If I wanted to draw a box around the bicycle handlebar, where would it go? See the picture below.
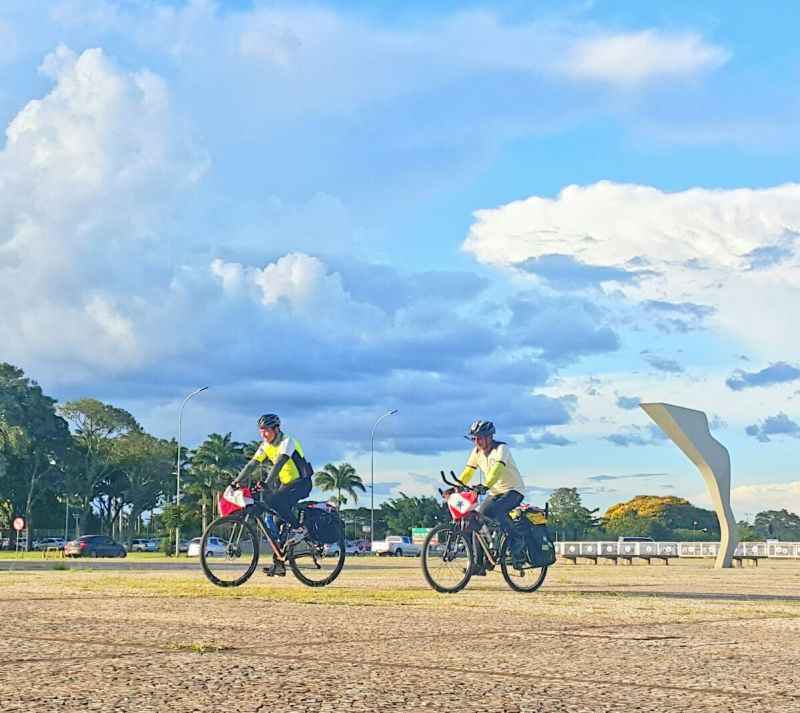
[439,470,482,492]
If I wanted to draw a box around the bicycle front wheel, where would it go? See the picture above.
[200,514,260,588]
[421,524,473,594]
[287,533,346,588]
[498,535,548,593]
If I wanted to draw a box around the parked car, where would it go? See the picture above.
[187,536,227,557]
[371,535,421,557]
[33,537,65,551]
[352,539,371,555]
[129,538,159,552]
[64,535,127,558]
[323,540,360,556]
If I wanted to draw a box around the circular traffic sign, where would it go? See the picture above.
[12,516,25,532]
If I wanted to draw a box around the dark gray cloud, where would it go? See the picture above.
[604,425,668,448]
[588,472,668,482]
[742,232,799,271]
[616,395,641,410]
[509,292,620,362]
[514,254,650,290]
[745,412,800,443]
[726,362,800,391]
[520,431,574,449]
[641,352,684,373]
[743,244,794,270]
[641,299,716,334]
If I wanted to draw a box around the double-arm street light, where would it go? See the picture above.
[176,386,209,556]
[370,409,398,549]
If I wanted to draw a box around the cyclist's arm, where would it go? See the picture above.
[232,443,270,486]
[484,460,506,490]
[232,457,260,486]
[459,447,480,484]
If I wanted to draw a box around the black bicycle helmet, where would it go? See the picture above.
[466,419,495,440]
[257,413,281,429]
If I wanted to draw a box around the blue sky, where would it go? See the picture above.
[2,0,800,516]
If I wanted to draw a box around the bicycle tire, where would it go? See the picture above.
[287,532,346,587]
[200,514,260,588]
[421,523,473,594]
[498,535,548,593]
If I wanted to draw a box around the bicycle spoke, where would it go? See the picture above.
[421,525,472,593]
[200,515,260,587]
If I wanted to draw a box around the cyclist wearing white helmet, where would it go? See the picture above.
[458,420,528,573]
[233,413,313,576]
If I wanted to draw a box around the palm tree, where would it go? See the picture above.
[314,462,366,508]
[186,433,246,531]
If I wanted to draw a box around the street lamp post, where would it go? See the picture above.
[370,409,398,550]
[176,386,209,556]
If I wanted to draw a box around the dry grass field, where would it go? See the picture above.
[2,557,799,712]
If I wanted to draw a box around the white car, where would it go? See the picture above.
[33,537,65,551]
[187,536,228,557]
[371,535,421,557]
[323,541,360,556]
[129,538,159,552]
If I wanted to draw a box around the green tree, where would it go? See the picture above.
[548,487,599,540]
[737,520,760,542]
[381,494,447,535]
[113,431,175,545]
[754,509,800,540]
[59,398,139,534]
[186,433,245,531]
[0,364,73,547]
[603,495,718,541]
[314,462,366,507]
[156,503,198,555]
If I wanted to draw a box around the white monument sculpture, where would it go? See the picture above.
[640,402,737,569]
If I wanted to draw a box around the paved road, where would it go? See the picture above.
[2,560,799,712]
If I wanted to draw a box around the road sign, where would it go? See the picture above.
[12,516,25,532]
[411,527,431,544]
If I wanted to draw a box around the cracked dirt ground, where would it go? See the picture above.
[1,558,799,712]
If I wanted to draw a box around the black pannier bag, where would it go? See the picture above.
[525,523,556,567]
[301,505,343,544]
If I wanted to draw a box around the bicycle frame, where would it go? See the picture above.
[230,508,288,562]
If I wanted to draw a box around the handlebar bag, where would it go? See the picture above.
[219,486,254,516]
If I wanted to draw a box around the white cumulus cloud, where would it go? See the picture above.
[0,45,206,374]
[464,181,800,359]
[562,31,730,86]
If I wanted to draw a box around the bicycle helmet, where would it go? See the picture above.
[257,413,281,429]
[466,420,495,440]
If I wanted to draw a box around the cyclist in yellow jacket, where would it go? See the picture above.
[233,413,312,576]
[458,420,528,574]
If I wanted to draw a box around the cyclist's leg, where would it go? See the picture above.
[261,486,298,528]
[260,486,299,576]
[482,491,526,564]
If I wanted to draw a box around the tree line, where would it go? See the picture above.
[2,362,798,548]
[546,487,800,542]
[0,363,449,549]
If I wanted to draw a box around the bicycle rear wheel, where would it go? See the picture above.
[421,524,473,594]
[498,535,548,593]
[200,514,260,588]
[287,533,346,587]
